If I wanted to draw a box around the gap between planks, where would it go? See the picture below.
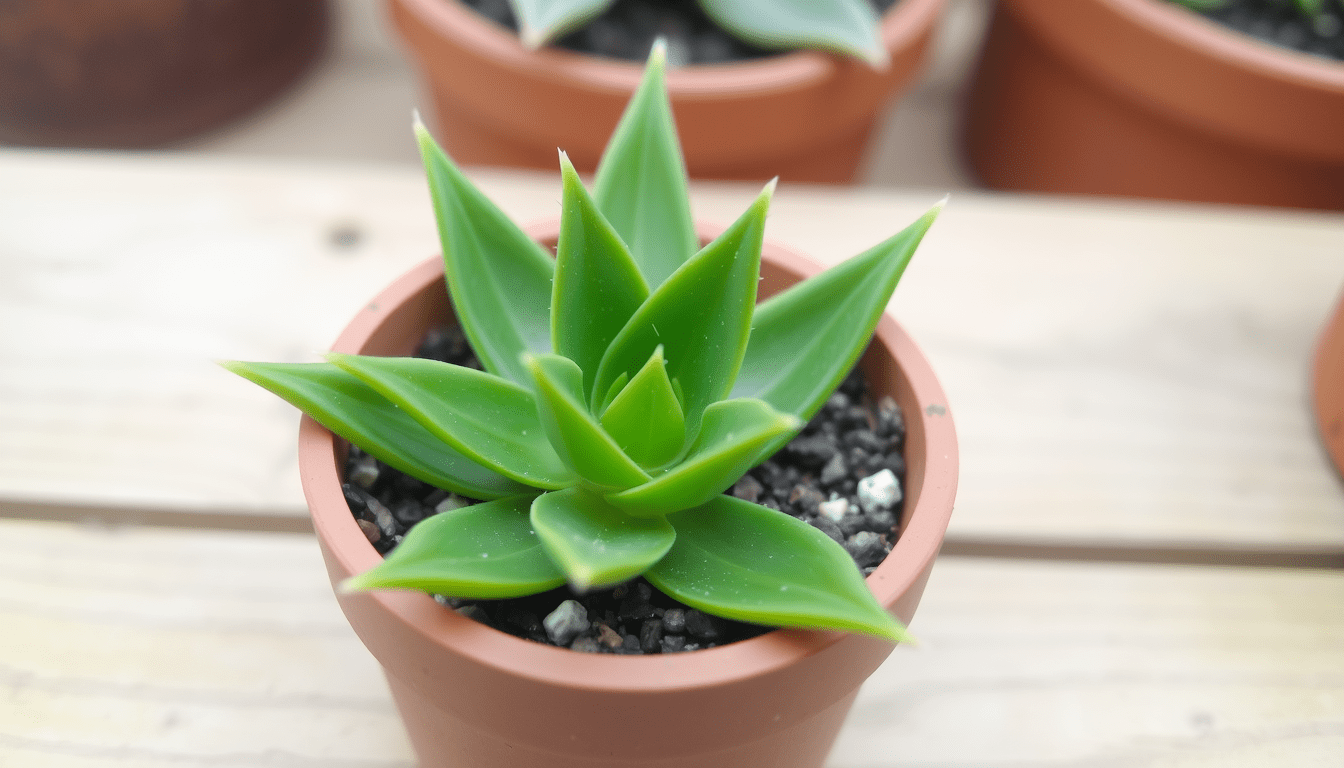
[5,498,1343,571]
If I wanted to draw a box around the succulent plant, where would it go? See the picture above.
[507,0,889,66]
[223,43,941,644]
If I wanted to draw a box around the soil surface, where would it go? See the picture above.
[340,324,908,653]
[1170,0,1344,61]
[460,0,902,64]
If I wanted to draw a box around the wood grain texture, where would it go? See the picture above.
[4,151,1344,549]
[5,518,1343,767]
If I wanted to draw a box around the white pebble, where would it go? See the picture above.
[818,496,850,522]
[434,493,471,514]
[857,469,902,514]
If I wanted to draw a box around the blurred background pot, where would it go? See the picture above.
[1313,291,1344,479]
[385,0,946,182]
[963,0,1344,210]
[0,0,329,148]
[299,224,959,768]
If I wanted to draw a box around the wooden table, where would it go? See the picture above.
[4,149,1344,766]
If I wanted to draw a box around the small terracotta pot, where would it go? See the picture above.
[385,0,945,182]
[0,0,328,148]
[298,223,958,767]
[963,0,1344,210]
[1313,292,1344,478]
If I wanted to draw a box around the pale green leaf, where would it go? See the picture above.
[733,200,942,421]
[219,361,531,499]
[342,496,564,599]
[524,353,651,491]
[593,181,772,446]
[593,41,698,289]
[596,371,629,417]
[605,398,801,517]
[553,151,649,400]
[530,487,675,592]
[416,119,555,386]
[599,345,685,469]
[647,496,911,642]
[697,0,888,66]
[327,353,575,489]
[508,0,614,47]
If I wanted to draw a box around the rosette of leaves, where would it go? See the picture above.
[223,43,941,643]
[507,0,889,66]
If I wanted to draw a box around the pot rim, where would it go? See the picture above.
[1001,0,1344,160]
[301,221,958,695]
[390,0,947,94]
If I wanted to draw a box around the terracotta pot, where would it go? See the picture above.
[298,222,958,767]
[963,0,1344,210]
[1313,292,1344,478]
[384,0,946,182]
[0,0,328,148]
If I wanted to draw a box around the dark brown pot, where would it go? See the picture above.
[385,0,946,182]
[963,0,1344,210]
[0,0,329,148]
[298,223,959,767]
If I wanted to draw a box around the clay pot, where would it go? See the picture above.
[963,0,1344,210]
[384,0,946,182]
[0,0,328,148]
[1313,293,1344,478]
[298,223,959,767]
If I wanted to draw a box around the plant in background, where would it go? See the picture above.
[224,42,940,644]
[506,0,890,66]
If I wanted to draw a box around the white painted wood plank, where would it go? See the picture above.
[4,151,1344,547]
[5,519,1343,767]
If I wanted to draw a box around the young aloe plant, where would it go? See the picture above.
[223,42,940,644]
[508,0,888,66]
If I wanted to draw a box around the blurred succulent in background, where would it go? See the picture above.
[223,43,941,643]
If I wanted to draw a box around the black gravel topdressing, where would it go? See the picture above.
[1170,0,1344,61]
[460,0,902,65]
[340,324,907,654]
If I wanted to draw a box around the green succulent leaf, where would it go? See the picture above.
[530,487,676,592]
[326,353,575,490]
[605,398,802,517]
[697,0,888,66]
[593,41,698,290]
[599,345,685,469]
[342,496,564,599]
[524,353,652,491]
[553,151,650,400]
[647,496,912,642]
[220,361,530,499]
[593,181,772,446]
[596,371,630,417]
[507,0,614,47]
[732,200,943,422]
[416,118,555,387]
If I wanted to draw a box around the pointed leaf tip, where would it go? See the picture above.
[648,36,668,66]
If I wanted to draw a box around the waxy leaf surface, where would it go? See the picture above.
[220,361,529,499]
[327,353,575,489]
[732,201,942,421]
[525,354,651,491]
[553,152,649,400]
[648,496,911,642]
[417,121,554,387]
[605,398,800,517]
[698,0,887,65]
[596,371,629,417]
[593,41,698,289]
[530,487,675,591]
[508,0,613,47]
[599,345,685,469]
[342,496,564,599]
[593,182,771,445]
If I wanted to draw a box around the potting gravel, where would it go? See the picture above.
[1169,0,1344,61]
[340,324,907,653]
[460,0,903,65]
